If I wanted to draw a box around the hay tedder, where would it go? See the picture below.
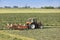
[7,18,43,30]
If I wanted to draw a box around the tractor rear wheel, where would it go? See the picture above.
[30,24,35,29]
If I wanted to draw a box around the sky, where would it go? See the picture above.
[0,0,60,8]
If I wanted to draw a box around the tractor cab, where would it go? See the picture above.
[26,18,37,23]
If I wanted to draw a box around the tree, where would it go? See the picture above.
[13,6,18,8]
[0,7,3,8]
[23,6,30,8]
[4,6,11,8]
[57,7,60,9]
[41,6,54,9]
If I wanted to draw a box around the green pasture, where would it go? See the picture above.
[0,13,60,29]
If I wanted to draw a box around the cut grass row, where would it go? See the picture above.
[0,31,35,40]
[0,26,60,40]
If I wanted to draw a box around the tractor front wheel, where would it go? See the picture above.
[38,25,44,29]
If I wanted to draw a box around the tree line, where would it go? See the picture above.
[0,6,60,9]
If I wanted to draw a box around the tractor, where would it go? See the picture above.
[26,17,43,29]
[6,17,43,30]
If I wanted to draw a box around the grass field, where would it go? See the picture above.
[0,8,60,40]
[0,8,60,13]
